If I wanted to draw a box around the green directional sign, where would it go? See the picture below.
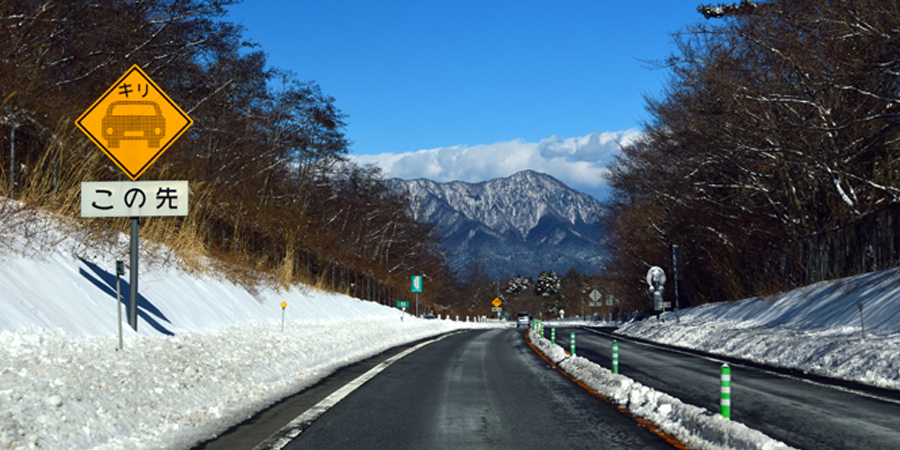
[411,275,423,293]
[397,301,410,308]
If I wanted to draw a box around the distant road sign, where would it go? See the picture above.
[492,298,502,308]
[647,266,666,289]
[491,307,502,312]
[589,290,601,302]
[411,275,423,293]
[589,302,602,307]
[76,65,193,180]
[397,301,410,308]
[81,181,188,217]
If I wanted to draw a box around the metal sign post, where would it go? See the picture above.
[607,294,614,322]
[129,218,139,330]
[397,301,409,320]
[80,181,190,332]
[858,302,866,341]
[673,245,682,323]
[82,180,191,331]
[411,275,423,317]
[116,260,124,350]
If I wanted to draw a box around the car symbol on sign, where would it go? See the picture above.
[101,100,165,148]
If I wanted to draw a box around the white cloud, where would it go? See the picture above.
[350,130,640,200]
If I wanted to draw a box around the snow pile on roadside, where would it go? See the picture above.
[527,330,797,450]
[0,201,498,449]
[1,318,486,449]
[616,267,900,390]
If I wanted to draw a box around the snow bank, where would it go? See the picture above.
[0,202,496,449]
[527,330,797,450]
[0,235,409,337]
[617,267,900,390]
[1,318,480,449]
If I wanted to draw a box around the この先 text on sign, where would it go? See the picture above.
[81,181,189,217]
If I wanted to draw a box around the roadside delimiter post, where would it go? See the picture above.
[721,363,731,419]
[570,331,576,356]
[612,340,619,374]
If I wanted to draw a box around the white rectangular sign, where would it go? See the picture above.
[81,181,189,217]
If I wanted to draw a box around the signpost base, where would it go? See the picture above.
[116,261,123,350]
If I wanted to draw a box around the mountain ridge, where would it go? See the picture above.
[387,170,607,279]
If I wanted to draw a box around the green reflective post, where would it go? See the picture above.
[570,332,576,356]
[721,364,731,419]
[612,340,619,374]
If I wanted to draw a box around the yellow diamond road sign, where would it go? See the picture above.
[76,65,193,180]
[492,297,502,308]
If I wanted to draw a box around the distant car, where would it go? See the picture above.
[420,314,436,319]
[102,100,166,148]
[516,312,531,328]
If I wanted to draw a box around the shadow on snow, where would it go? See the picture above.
[78,257,174,336]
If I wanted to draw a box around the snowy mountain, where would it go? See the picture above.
[387,170,607,279]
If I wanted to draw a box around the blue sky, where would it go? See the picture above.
[224,1,704,199]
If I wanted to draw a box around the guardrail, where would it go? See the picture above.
[542,312,649,325]
[544,317,621,326]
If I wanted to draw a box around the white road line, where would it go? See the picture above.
[251,334,453,450]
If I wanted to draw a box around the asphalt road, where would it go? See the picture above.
[269,328,674,450]
[556,326,900,450]
[193,336,439,450]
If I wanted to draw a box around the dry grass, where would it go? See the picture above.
[274,244,296,290]
[0,121,307,295]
